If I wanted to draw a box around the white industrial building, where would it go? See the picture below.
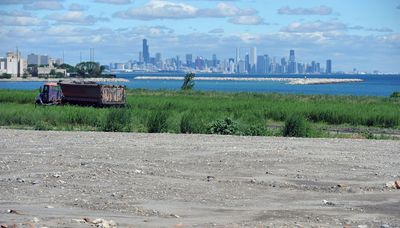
[0,51,27,77]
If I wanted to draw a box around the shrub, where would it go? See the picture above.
[34,121,51,131]
[147,110,169,133]
[180,111,203,134]
[283,114,309,137]
[243,123,267,136]
[208,117,239,135]
[102,108,132,132]
[0,73,12,79]
[390,92,400,98]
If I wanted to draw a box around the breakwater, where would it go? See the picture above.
[134,76,363,85]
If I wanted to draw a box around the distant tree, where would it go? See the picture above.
[59,63,76,73]
[50,69,56,76]
[75,61,104,77]
[181,73,195,90]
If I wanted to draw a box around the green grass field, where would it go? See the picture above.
[0,89,399,138]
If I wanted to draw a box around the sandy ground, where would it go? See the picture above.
[0,129,399,227]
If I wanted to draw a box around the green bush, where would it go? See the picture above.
[283,114,309,137]
[180,111,204,134]
[390,92,400,98]
[147,110,169,133]
[243,123,267,136]
[102,108,132,132]
[0,73,12,79]
[208,117,239,135]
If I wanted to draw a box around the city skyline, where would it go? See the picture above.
[1,0,399,73]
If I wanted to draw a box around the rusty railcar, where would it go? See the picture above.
[58,81,126,107]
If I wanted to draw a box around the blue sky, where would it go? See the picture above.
[0,0,399,72]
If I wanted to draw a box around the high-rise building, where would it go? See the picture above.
[185,54,193,66]
[326,59,332,74]
[212,54,217,67]
[40,55,49,65]
[139,51,143,63]
[142,39,149,64]
[249,47,257,73]
[288,49,296,74]
[27,53,40,65]
[256,55,266,74]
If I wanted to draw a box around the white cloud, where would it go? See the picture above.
[0,10,46,26]
[278,5,332,15]
[95,0,132,4]
[228,15,265,25]
[113,0,260,21]
[282,21,347,33]
[197,3,256,17]
[114,1,197,20]
[23,1,64,10]
[47,11,108,25]
[69,3,86,11]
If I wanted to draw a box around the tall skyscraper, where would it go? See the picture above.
[142,39,149,64]
[326,59,332,74]
[288,49,296,74]
[257,55,267,74]
[185,54,193,66]
[249,47,257,73]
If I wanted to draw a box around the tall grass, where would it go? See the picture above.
[0,89,399,137]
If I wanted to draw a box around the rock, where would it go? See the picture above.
[170,213,180,218]
[92,218,117,228]
[358,225,368,228]
[206,176,215,182]
[385,181,396,189]
[134,169,143,174]
[7,209,21,215]
[250,179,256,184]
[380,224,391,228]
[45,205,54,209]
[81,161,88,166]
[52,174,61,178]
[322,200,335,206]
[32,217,40,223]
[395,180,400,189]
[16,177,25,183]
[31,180,40,185]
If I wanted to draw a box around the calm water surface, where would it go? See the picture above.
[0,73,399,97]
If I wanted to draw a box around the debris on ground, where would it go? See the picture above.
[82,217,117,228]
[395,180,400,189]
[7,209,22,215]
[206,176,215,182]
[322,200,335,206]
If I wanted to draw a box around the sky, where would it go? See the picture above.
[0,0,399,72]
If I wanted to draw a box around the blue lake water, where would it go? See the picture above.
[0,73,399,97]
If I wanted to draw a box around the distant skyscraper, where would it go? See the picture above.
[288,49,296,74]
[257,55,267,74]
[40,55,49,65]
[326,59,332,74]
[249,47,257,73]
[212,54,217,67]
[139,51,143,63]
[185,54,193,66]
[142,39,149,64]
[27,53,40,65]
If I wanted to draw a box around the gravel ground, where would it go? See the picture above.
[0,129,399,227]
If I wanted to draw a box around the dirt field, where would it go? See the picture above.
[0,129,399,227]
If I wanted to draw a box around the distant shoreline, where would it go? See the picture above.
[0,77,129,83]
[134,76,364,85]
